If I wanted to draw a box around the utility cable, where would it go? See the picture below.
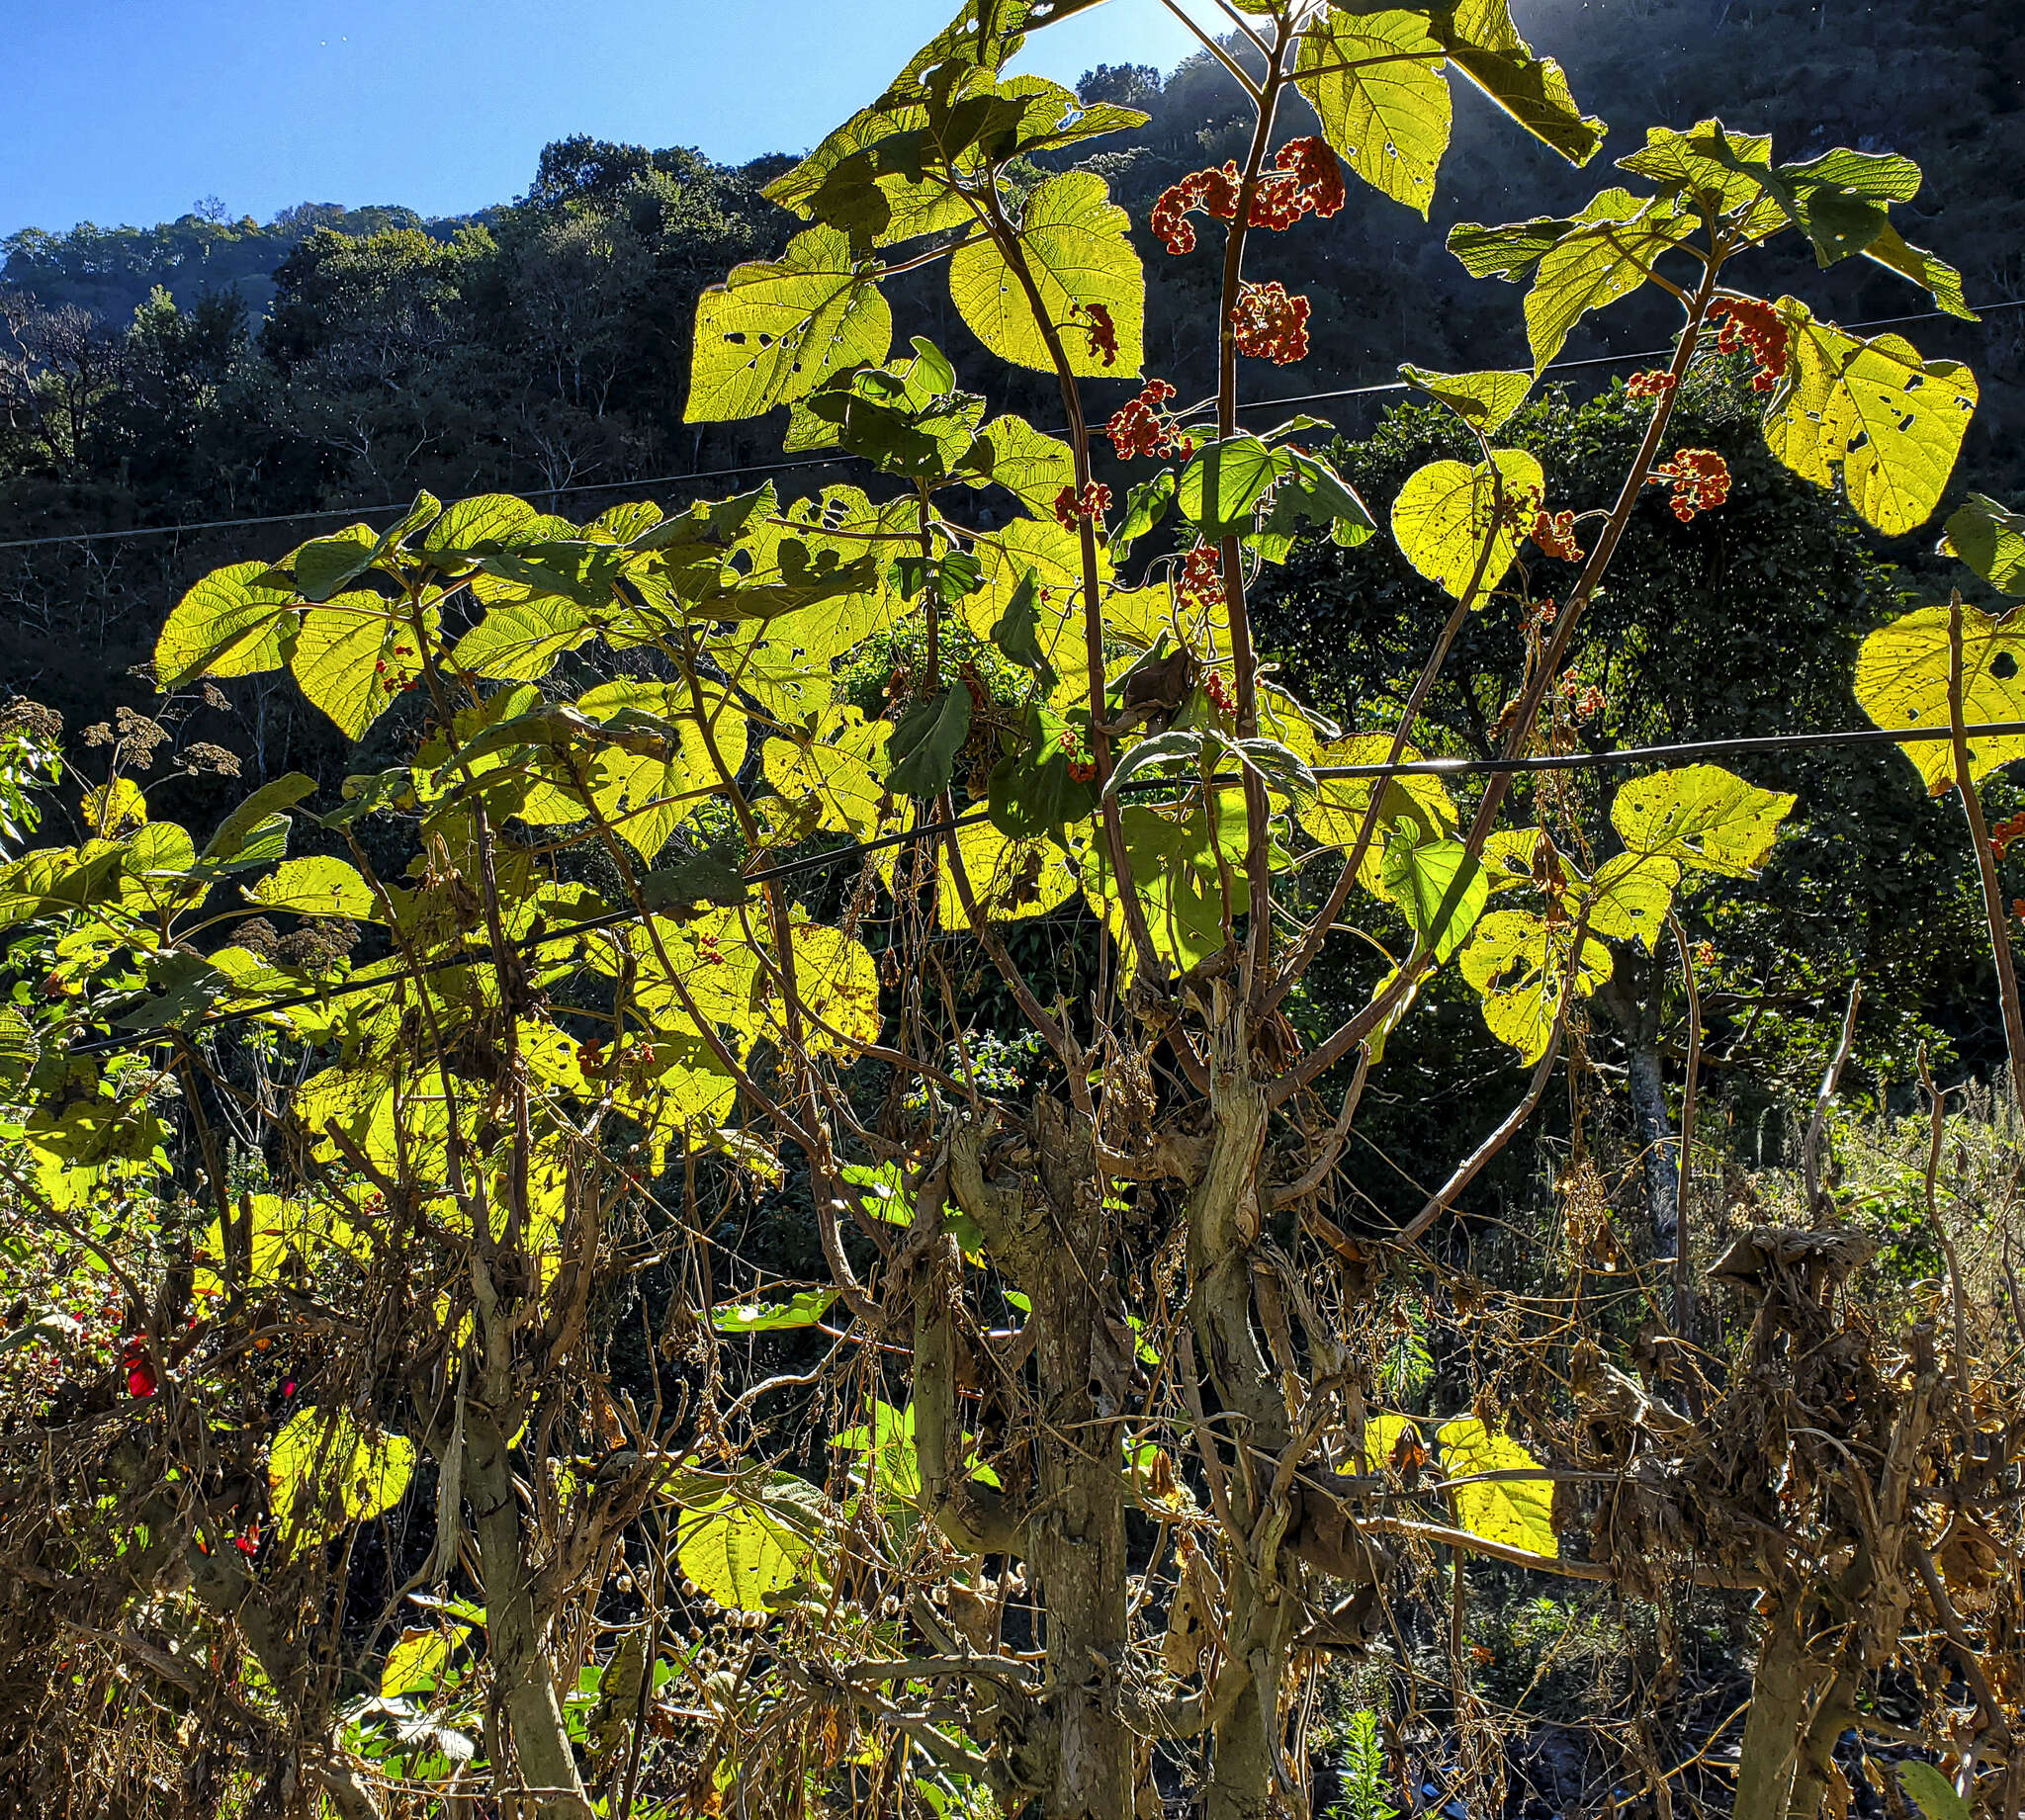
[54,714,2025,1056]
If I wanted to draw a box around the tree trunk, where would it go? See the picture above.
[1734,1597,1822,1820]
[1599,964,1682,1288]
[948,1103,1137,1820]
[1189,1042,1294,1820]
[464,1407,587,1818]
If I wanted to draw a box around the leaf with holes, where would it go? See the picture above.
[1943,494,2025,597]
[1391,450,1541,600]
[1763,303,1977,537]
[948,172,1143,378]
[1295,9,1449,216]
[1610,765,1796,877]
[685,226,892,422]
[1439,1417,1558,1558]
[1853,604,2025,791]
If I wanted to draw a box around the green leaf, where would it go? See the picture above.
[1438,1417,1558,1558]
[1741,144,1923,269]
[423,492,542,558]
[1862,221,1977,321]
[381,1625,468,1698]
[1398,364,1533,432]
[155,562,300,687]
[1458,908,1611,1062]
[1390,450,1541,600]
[1524,189,1690,371]
[685,225,893,423]
[1294,8,1450,217]
[292,526,380,602]
[1610,765,1796,877]
[1764,301,1977,537]
[676,1494,815,1614]
[1614,120,1771,213]
[200,774,316,870]
[1380,833,1486,963]
[1853,603,2025,792]
[1180,437,1279,540]
[986,705,1097,840]
[1573,850,1679,951]
[886,685,973,798]
[948,171,1143,378]
[1943,495,2025,597]
[1895,1762,1971,1820]
[992,567,1059,692]
[291,594,431,739]
[1447,213,1584,283]
[249,855,379,920]
[711,1288,838,1334]
[1297,735,1456,892]
[453,597,593,682]
[1255,448,1376,555]
[269,1408,416,1542]
[1429,0,1603,167]
[1107,470,1179,562]
[961,413,1076,518]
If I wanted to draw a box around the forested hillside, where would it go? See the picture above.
[4,0,2019,727]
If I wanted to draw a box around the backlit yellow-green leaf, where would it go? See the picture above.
[948,172,1143,378]
[1432,0,1602,167]
[1610,765,1796,876]
[1295,10,1450,217]
[381,1625,468,1697]
[676,1494,813,1614]
[249,856,379,920]
[1764,302,1977,537]
[1391,450,1542,601]
[1525,190,1689,371]
[937,817,1078,928]
[155,563,299,687]
[685,225,893,423]
[291,594,431,739]
[1574,850,1679,950]
[1458,908,1611,1062]
[1438,1416,1558,1558]
[1299,736,1456,893]
[269,1408,416,1543]
[1853,603,2025,791]
[1398,364,1533,432]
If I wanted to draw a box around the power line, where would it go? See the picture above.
[60,715,2025,1057]
[4,297,2018,555]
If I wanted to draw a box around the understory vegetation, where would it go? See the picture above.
[1,2,2022,1819]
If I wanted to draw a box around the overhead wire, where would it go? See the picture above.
[57,714,2025,1056]
[1,297,2018,555]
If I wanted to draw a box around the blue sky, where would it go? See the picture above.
[4,0,1213,239]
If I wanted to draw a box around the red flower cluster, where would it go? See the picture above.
[1532,509,1584,563]
[1202,669,1236,717]
[122,1337,157,1399]
[1651,448,1730,522]
[1230,282,1310,365]
[1149,138,1346,254]
[1991,809,2025,857]
[1053,481,1112,530]
[1106,379,1188,461]
[1178,544,1225,608]
[1076,300,1119,368]
[1709,296,1789,392]
[1625,369,1677,401]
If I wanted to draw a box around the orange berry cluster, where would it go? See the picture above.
[1230,281,1310,365]
[1053,480,1112,530]
[1709,296,1789,392]
[1532,509,1584,563]
[1558,673,1606,722]
[1179,544,1225,608]
[1106,379,1189,461]
[1651,448,1730,522]
[1149,138,1346,255]
[1056,725,1097,784]
[1625,369,1677,401]
[1202,669,1236,717]
[1076,300,1119,368]
[1990,809,2025,856]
